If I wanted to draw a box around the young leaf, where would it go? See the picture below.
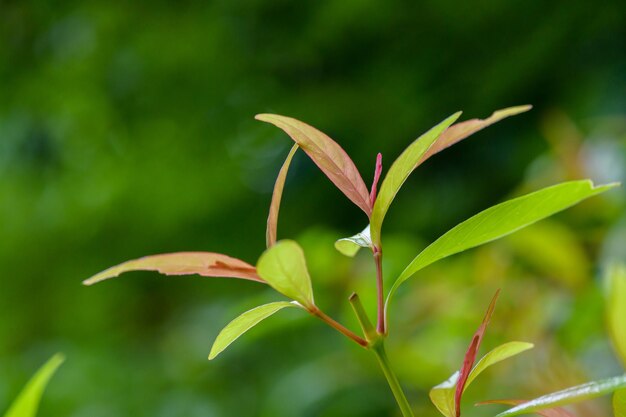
[335,225,372,257]
[4,353,65,417]
[209,301,300,360]
[386,180,618,308]
[454,290,500,417]
[267,144,299,247]
[370,112,462,245]
[369,152,383,206]
[255,114,372,216]
[420,105,532,165]
[256,240,315,308]
[477,400,574,417]
[494,374,626,417]
[83,252,263,285]
[430,371,459,417]
[615,389,626,417]
[607,263,626,366]
[465,342,534,389]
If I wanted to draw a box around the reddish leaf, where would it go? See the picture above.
[455,290,501,416]
[266,144,299,247]
[369,153,383,206]
[83,252,263,285]
[476,399,575,417]
[255,114,372,216]
[420,105,532,166]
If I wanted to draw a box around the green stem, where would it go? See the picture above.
[349,293,378,342]
[373,343,415,417]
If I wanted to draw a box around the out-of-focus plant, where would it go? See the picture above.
[85,106,622,416]
[2,354,64,417]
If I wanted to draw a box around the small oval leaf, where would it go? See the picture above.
[83,252,263,285]
[4,353,65,417]
[430,371,459,417]
[256,114,372,216]
[607,263,626,366]
[465,342,534,389]
[386,180,618,310]
[370,111,462,245]
[209,301,299,360]
[267,144,299,247]
[257,240,315,308]
[494,374,626,417]
[335,225,372,257]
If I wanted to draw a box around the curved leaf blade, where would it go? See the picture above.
[477,400,574,417]
[4,353,65,417]
[267,144,299,247]
[420,105,532,165]
[430,371,459,417]
[335,225,372,257]
[257,240,315,308]
[83,252,263,285]
[209,301,298,360]
[255,114,371,216]
[387,180,618,306]
[615,389,626,417]
[607,263,626,366]
[495,374,626,416]
[465,342,534,389]
[370,111,462,245]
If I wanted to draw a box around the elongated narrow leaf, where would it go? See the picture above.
[257,240,315,308]
[430,371,459,417]
[494,374,626,416]
[267,144,299,247]
[83,252,263,285]
[607,263,626,366]
[370,112,462,245]
[465,342,534,388]
[209,301,299,360]
[255,114,371,216]
[387,180,618,307]
[615,389,626,417]
[420,105,532,165]
[477,400,574,417]
[369,152,383,206]
[4,353,65,417]
[454,290,500,417]
[335,225,372,257]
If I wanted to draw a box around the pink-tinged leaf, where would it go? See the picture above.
[370,153,383,206]
[454,290,501,417]
[476,400,575,417]
[266,144,299,247]
[419,105,532,165]
[255,114,372,216]
[83,252,264,285]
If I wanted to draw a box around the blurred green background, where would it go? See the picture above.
[1,1,625,416]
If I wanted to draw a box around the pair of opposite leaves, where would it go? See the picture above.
[83,107,617,360]
[435,267,626,417]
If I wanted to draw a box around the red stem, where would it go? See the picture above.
[310,306,369,347]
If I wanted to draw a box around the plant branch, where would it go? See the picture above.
[310,306,369,347]
[373,343,415,417]
[349,292,378,342]
[374,246,386,334]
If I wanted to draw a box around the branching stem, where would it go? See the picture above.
[310,306,368,347]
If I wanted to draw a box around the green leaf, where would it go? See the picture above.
[370,112,462,245]
[477,400,574,417]
[615,389,626,417]
[494,374,626,416]
[607,263,626,366]
[255,114,372,216]
[267,144,299,247]
[4,353,65,417]
[465,342,534,389]
[209,301,299,360]
[430,371,459,417]
[83,252,263,285]
[335,225,372,257]
[386,180,618,309]
[256,240,315,308]
[420,105,532,165]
